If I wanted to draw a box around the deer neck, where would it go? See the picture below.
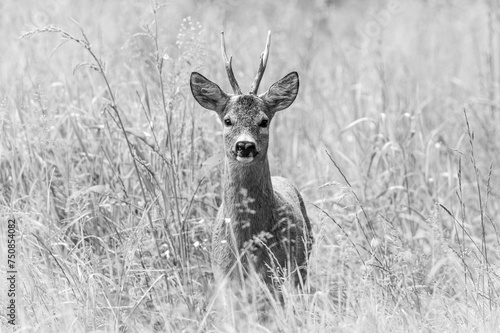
[222,156,274,242]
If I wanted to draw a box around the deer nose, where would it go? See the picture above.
[235,141,257,157]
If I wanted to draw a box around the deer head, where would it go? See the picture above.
[190,31,299,165]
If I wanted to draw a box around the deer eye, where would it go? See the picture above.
[224,118,232,126]
[259,119,269,128]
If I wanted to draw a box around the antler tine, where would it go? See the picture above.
[221,32,242,95]
[250,31,271,95]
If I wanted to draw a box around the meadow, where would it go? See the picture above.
[1,0,500,331]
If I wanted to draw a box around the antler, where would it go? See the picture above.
[250,31,271,95]
[221,32,242,95]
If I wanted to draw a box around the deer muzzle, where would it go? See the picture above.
[234,140,258,164]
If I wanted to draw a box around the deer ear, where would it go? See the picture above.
[190,72,230,112]
[260,72,299,112]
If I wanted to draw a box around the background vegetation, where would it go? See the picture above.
[1,0,499,331]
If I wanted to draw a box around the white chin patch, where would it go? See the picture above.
[236,156,254,164]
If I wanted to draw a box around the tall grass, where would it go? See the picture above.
[1,0,499,331]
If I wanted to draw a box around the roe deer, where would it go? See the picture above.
[190,31,313,286]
